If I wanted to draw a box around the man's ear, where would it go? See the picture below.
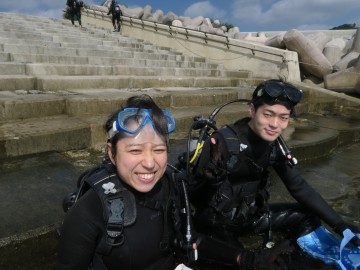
[248,103,255,118]
[107,142,116,165]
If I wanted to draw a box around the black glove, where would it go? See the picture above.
[238,240,295,270]
[333,222,360,246]
[201,137,228,182]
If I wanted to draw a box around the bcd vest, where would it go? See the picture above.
[207,124,277,223]
[60,162,185,269]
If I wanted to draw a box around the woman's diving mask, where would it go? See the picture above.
[108,108,176,139]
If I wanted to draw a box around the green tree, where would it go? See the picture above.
[63,8,72,20]
[330,23,357,30]
[222,22,234,32]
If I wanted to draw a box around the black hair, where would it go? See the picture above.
[104,94,170,158]
[251,79,297,115]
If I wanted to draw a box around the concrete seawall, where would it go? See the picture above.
[0,11,359,270]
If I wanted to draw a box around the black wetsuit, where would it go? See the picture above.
[107,2,122,31]
[57,171,178,270]
[66,0,82,26]
[66,0,76,25]
[190,117,344,247]
[56,165,241,270]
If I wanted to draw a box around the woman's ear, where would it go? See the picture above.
[107,142,116,165]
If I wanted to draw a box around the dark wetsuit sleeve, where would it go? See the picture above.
[56,190,104,270]
[273,161,343,229]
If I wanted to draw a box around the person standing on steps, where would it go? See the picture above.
[107,0,122,32]
[74,0,84,28]
[65,0,83,28]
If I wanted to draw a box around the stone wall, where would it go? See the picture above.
[83,2,359,94]
[82,8,301,83]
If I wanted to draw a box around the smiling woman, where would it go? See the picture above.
[56,94,187,269]
[105,105,171,193]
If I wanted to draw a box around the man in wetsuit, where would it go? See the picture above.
[107,0,122,32]
[189,79,360,268]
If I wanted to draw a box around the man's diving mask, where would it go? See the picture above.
[253,80,303,105]
[108,108,176,139]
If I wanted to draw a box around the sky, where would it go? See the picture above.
[0,0,360,32]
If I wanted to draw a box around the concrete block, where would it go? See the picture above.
[265,32,286,49]
[308,32,330,51]
[351,28,360,52]
[0,116,91,158]
[0,76,36,91]
[284,29,332,79]
[323,38,346,65]
[333,51,359,71]
[0,92,65,120]
[324,55,360,94]
[0,63,26,75]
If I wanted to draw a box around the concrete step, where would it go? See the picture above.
[0,31,50,42]
[0,88,244,121]
[0,25,184,54]
[0,90,66,121]
[0,39,181,55]
[0,44,194,61]
[0,75,247,91]
[0,115,91,158]
[4,52,221,68]
[0,62,249,78]
[2,86,357,159]
[0,75,36,90]
[34,75,245,91]
[0,88,248,157]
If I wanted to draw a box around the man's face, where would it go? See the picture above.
[248,103,291,142]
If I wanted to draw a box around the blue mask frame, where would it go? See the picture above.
[109,108,176,138]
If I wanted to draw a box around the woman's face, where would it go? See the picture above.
[248,103,290,142]
[107,124,168,193]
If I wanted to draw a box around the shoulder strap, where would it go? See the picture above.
[81,164,136,255]
[218,124,244,155]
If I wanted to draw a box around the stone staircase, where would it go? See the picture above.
[0,12,360,270]
[0,12,257,159]
[0,12,359,159]
[0,13,249,92]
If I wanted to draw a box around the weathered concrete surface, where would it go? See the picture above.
[82,9,302,82]
[283,29,332,79]
[1,118,360,269]
[82,4,357,92]
[0,10,359,270]
[0,224,59,270]
[323,38,346,65]
[325,55,360,93]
